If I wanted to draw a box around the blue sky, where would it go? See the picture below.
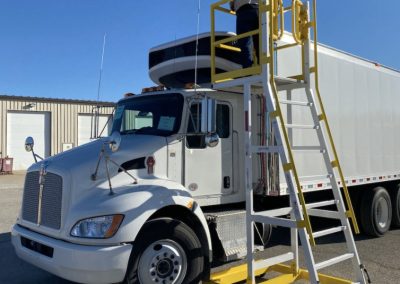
[1,0,399,102]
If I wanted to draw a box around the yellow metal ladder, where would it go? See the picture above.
[208,0,368,283]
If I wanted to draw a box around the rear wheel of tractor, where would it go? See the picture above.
[255,222,272,247]
[360,187,392,237]
[124,218,204,284]
[390,185,400,228]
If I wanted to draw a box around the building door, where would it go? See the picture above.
[184,101,233,202]
[78,114,112,146]
[6,111,50,170]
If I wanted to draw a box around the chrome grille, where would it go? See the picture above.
[21,171,63,230]
[22,172,40,224]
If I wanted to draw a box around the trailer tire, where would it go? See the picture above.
[360,187,392,237]
[124,218,204,284]
[390,185,400,228]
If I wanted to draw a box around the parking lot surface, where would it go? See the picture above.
[1,172,399,283]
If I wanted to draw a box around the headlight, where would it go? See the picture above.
[70,215,124,238]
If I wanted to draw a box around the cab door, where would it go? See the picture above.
[184,101,233,201]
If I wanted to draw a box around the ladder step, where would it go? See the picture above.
[299,174,333,182]
[276,82,307,91]
[292,146,325,153]
[274,76,307,91]
[279,99,312,107]
[274,76,301,85]
[256,207,292,217]
[286,124,319,130]
[312,226,346,239]
[251,213,298,228]
[305,200,338,209]
[315,253,354,270]
[307,209,341,219]
[254,252,294,271]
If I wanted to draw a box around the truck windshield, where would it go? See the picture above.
[111,93,184,137]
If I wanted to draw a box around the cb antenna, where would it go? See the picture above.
[97,33,107,101]
[194,0,201,90]
[92,33,107,139]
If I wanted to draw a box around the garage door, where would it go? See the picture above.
[7,112,51,170]
[78,114,112,146]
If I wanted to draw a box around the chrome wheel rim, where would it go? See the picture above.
[376,197,389,229]
[138,240,187,284]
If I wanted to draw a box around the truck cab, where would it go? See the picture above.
[11,87,249,284]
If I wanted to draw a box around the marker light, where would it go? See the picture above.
[146,156,155,174]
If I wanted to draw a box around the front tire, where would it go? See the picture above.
[124,218,204,284]
[360,187,392,237]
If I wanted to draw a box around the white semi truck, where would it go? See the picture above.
[11,30,400,284]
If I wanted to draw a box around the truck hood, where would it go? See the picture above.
[34,134,165,173]
[23,135,169,237]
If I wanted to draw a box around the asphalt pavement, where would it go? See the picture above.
[1,172,399,283]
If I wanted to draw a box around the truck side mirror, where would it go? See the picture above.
[25,136,43,163]
[25,137,34,152]
[201,98,219,147]
[109,131,122,152]
[201,98,217,133]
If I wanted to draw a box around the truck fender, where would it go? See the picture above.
[116,184,212,262]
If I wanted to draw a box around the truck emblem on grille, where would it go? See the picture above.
[37,162,48,226]
[39,162,48,185]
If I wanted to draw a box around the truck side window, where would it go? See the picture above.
[186,103,206,149]
[186,103,230,148]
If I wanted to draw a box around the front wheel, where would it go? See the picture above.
[360,187,392,237]
[124,218,204,284]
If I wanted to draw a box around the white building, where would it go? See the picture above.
[0,95,115,170]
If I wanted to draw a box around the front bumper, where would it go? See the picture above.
[11,224,132,284]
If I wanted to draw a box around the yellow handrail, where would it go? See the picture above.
[292,0,309,44]
[269,0,316,246]
[210,0,264,83]
[273,0,284,40]
[310,0,360,234]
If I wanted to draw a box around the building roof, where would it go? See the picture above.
[0,94,116,106]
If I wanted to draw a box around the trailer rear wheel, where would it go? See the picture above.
[124,218,204,284]
[360,187,392,237]
[390,185,400,228]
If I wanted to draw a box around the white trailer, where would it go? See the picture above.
[275,33,400,237]
[11,24,400,284]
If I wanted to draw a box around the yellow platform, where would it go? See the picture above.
[206,263,354,284]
